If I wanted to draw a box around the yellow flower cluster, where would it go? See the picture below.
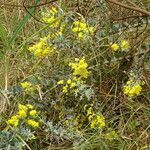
[111,40,130,52]
[57,58,90,93]
[57,77,84,93]
[28,36,55,58]
[69,57,90,79]
[21,81,36,93]
[111,43,119,51]
[7,104,39,128]
[72,20,94,39]
[27,119,39,128]
[123,80,142,97]
[7,115,19,127]
[42,7,60,28]
[121,40,130,50]
[86,106,105,129]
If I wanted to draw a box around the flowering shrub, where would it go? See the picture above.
[7,104,40,128]
[28,36,56,58]
[123,71,144,97]
[123,81,142,97]
[72,19,94,40]
[41,7,60,28]
[86,106,105,129]
[21,81,37,94]
[57,57,90,94]
[1,2,149,150]
[69,57,90,79]
[110,40,130,51]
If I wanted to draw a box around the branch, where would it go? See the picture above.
[0,0,57,8]
[106,0,150,16]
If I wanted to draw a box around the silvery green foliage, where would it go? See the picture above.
[0,128,35,150]
[75,84,94,101]
[45,121,83,142]
[0,131,23,150]
[19,128,36,141]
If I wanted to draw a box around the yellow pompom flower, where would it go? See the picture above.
[27,119,39,128]
[90,114,105,129]
[121,40,130,50]
[21,82,36,93]
[62,85,68,93]
[28,37,55,58]
[7,115,19,127]
[18,104,28,112]
[57,80,64,85]
[111,43,119,51]
[18,110,27,118]
[69,57,90,79]
[123,84,142,97]
[29,110,37,117]
[86,107,105,129]
[67,79,72,84]
[72,20,94,40]
[123,80,142,97]
[41,7,60,28]
[7,103,40,128]
[70,82,76,88]
[49,7,58,15]
[21,81,32,90]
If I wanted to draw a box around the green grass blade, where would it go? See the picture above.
[9,0,41,45]
[0,22,9,49]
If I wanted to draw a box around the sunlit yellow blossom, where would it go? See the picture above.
[21,81,32,90]
[121,40,130,50]
[7,103,40,128]
[29,110,37,117]
[86,107,105,129]
[50,7,58,15]
[42,16,60,28]
[90,114,105,129]
[123,83,142,97]
[21,81,36,93]
[62,85,68,93]
[7,115,19,127]
[42,7,60,28]
[111,43,119,51]
[18,110,27,118]
[27,119,39,128]
[72,20,94,39]
[28,37,55,58]
[18,104,28,111]
[123,80,142,97]
[57,80,64,85]
[58,78,78,93]
[67,79,72,84]
[69,57,90,79]
[70,82,76,88]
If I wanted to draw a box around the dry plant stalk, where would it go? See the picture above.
[106,0,150,21]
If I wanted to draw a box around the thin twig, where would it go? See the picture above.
[0,0,57,8]
[106,0,150,16]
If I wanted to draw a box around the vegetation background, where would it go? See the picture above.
[0,0,150,149]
